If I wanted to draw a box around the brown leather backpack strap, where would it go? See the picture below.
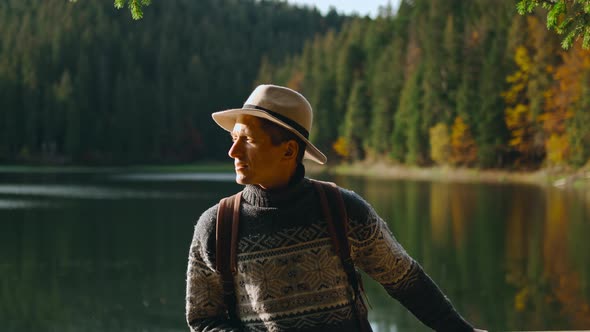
[314,181,357,290]
[313,181,342,256]
[216,196,231,273]
[312,179,373,332]
[324,182,351,259]
[215,192,242,321]
[230,192,242,274]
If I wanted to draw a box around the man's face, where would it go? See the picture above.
[228,115,289,189]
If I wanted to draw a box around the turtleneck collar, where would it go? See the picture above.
[241,164,308,208]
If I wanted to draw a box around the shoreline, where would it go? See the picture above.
[305,161,590,189]
[2,162,589,189]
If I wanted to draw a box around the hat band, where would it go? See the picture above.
[243,104,309,139]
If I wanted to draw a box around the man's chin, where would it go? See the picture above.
[235,174,250,185]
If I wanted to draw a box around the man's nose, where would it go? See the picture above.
[228,140,241,159]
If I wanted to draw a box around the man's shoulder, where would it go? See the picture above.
[199,204,218,222]
[194,190,243,231]
[193,203,219,241]
[192,191,244,249]
[308,179,374,219]
[338,186,374,216]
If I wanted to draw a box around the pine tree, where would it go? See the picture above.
[369,36,404,156]
[343,79,370,161]
[392,64,423,164]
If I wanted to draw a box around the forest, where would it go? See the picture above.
[262,0,590,169]
[2,0,590,169]
[0,0,344,163]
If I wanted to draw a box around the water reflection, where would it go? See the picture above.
[112,172,236,182]
[503,188,590,329]
[335,176,590,331]
[0,184,194,199]
[1,172,589,331]
[0,199,53,210]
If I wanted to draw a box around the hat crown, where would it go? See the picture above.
[244,85,312,132]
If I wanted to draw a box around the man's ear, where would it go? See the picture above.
[283,140,298,160]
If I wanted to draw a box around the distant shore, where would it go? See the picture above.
[305,160,590,189]
[2,161,589,189]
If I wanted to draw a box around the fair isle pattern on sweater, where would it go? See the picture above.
[234,217,413,332]
[186,178,473,332]
[186,178,415,332]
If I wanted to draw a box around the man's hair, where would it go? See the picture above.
[258,117,306,164]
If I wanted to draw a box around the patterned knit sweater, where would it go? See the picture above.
[185,177,473,332]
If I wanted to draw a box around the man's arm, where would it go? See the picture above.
[382,261,473,331]
[185,207,242,332]
[342,189,476,332]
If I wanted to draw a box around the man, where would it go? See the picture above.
[186,84,486,331]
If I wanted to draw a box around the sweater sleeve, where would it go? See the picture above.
[185,205,242,332]
[342,190,473,332]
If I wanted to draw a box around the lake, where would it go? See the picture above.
[1,169,589,331]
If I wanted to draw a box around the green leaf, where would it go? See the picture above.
[556,17,573,34]
[561,29,577,49]
[114,0,124,10]
[547,0,566,29]
[516,1,527,15]
[583,28,590,49]
[517,0,538,14]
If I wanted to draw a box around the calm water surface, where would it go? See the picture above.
[1,170,589,331]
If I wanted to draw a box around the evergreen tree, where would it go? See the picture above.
[517,0,590,49]
[343,79,370,160]
[392,64,423,164]
[369,37,404,156]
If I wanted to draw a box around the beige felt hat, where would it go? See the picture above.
[212,84,327,164]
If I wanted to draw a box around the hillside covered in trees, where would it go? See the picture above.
[261,0,590,169]
[2,0,590,170]
[0,0,345,164]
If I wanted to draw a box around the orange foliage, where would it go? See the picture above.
[332,136,349,159]
[542,42,590,164]
[450,116,477,166]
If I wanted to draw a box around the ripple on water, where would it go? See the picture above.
[111,172,235,182]
[0,184,194,199]
[0,199,53,210]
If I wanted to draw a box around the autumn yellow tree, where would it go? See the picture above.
[503,43,551,166]
[332,137,350,159]
[450,116,477,166]
[503,46,536,162]
[503,16,560,166]
[429,123,450,165]
[542,42,590,164]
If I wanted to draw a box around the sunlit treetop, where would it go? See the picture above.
[69,0,151,20]
[517,0,590,49]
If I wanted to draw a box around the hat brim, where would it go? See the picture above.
[212,108,327,164]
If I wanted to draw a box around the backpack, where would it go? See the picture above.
[215,179,372,332]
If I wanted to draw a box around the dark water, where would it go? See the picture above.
[1,170,589,331]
